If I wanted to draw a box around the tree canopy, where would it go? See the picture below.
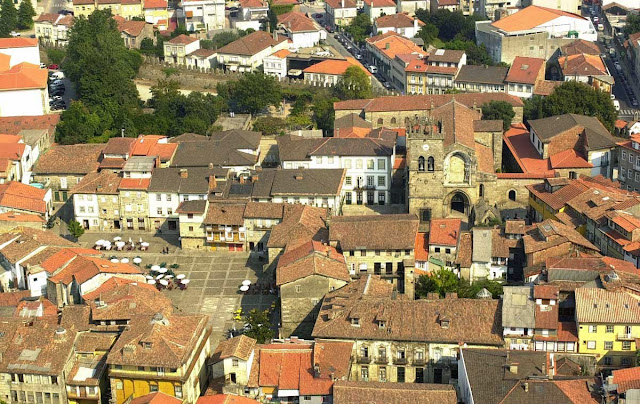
[523,81,617,131]
[0,0,18,37]
[334,65,372,100]
[481,100,516,131]
[625,14,640,36]
[243,309,274,344]
[17,0,35,30]
[225,72,282,115]
[345,13,372,43]
[415,271,504,299]
[61,9,142,142]
[415,23,439,47]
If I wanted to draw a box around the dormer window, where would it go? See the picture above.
[378,320,386,329]
[142,342,152,349]
[440,319,450,329]
[351,317,360,327]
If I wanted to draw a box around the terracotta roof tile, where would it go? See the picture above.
[366,31,426,60]
[143,0,167,8]
[118,178,151,190]
[218,30,287,56]
[303,57,370,75]
[278,11,319,33]
[325,0,357,8]
[375,13,424,28]
[48,256,143,285]
[576,289,640,323]
[559,53,607,76]
[612,366,640,393]
[85,280,171,321]
[523,219,599,255]
[0,211,45,223]
[276,240,349,285]
[363,0,395,7]
[506,56,545,84]
[35,144,103,174]
[414,232,428,261]
[167,34,197,45]
[0,182,47,214]
[330,214,418,250]
[131,392,182,404]
[333,380,456,404]
[0,62,47,91]
[429,218,461,247]
[561,39,601,56]
[492,5,587,33]
[0,38,38,48]
[313,276,503,345]
[212,335,256,362]
[557,321,578,342]
[197,395,260,404]
[268,205,328,249]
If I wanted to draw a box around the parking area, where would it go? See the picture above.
[77,233,276,347]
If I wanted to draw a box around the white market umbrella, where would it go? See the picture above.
[159,279,169,286]
[95,240,105,246]
[242,280,251,286]
[110,258,119,263]
[120,258,129,264]
[151,265,161,272]
[145,275,153,280]
[156,274,164,280]
[141,242,150,247]
[147,279,156,285]
[113,236,122,241]
[240,285,249,292]
[176,274,185,280]
[158,268,168,274]
[180,279,190,284]
[133,257,142,264]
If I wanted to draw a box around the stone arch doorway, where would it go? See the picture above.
[447,191,470,216]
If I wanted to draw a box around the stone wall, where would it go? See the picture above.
[494,175,548,207]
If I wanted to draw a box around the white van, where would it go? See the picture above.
[613,100,620,111]
[51,71,65,80]
[368,65,377,74]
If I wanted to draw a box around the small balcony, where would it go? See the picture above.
[393,357,408,365]
[413,358,426,366]
[355,355,372,364]
[617,333,638,341]
[374,356,388,364]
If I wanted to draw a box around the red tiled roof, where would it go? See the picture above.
[549,148,592,169]
[506,56,545,85]
[0,182,47,214]
[366,31,426,60]
[526,181,589,211]
[415,232,428,261]
[492,5,586,33]
[118,178,151,190]
[558,53,607,76]
[612,366,640,393]
[363,0,395,7]
[0,114,59,135]
[429,218,461,247]
[143,0,167,8]
[0,38,38,48]
[239,0,266,7]
[608,211,640,232]
[503,124,551,173]
[167,34,197,45]
[325,0,357,8]
[130,392,182,404]
[0,211,45,223]
[48,256,142,285]
[303,57,370,76]
[0,62,48,91]
[557,321,578,342]
[278,11,319,33]
[197,395,260,404]
[375,13,424,29]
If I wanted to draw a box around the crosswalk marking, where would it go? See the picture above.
[620,109,638,116]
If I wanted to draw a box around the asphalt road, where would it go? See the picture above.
[300,4,387,92]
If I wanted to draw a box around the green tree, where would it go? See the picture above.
[481,100,515,131]
[46,47,66,65]
[415,270,459,298]
[67,220,85,239]
[0,0,18,37]
[334,65,372,100]
[444,39,492,65]
[542,81,617,131]
[286,114,313,130]
[312,96,338,135]
[63,9,142,139]
[523,95,545,122]
[243,309,274,343]
[228,72,282,115]
[17,0,35,30]
[345,13,372,43]
[55,101,102,144]
[456,279,504,299]
[625,14,640,36]
[415,23,439,47]
[253,116,287,135]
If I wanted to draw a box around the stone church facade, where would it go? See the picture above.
[406,100,504,222]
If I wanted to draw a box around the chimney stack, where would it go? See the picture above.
[179,169,188,178]
[523,382,528,392]
[510,363,519,374]
[414,17,418,31]
[208,162,213,169]
[341,0,344,6]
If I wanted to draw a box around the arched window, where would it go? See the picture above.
[418,156,425,172]
[508,190,516,201]
[404,117,410,125]
[479,184,484,198]
[390,117,397,125]
[377,118,384,125]
[427,156,434,172]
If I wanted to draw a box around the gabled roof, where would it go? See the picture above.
[303,57,370,76]
[131,392,182,404]
[576,289,640,324]
[330,214,419,250]
[325,0,357,8]
[0,62,48,91]
[366,31,426,60]
[142,0,167,8]
[612,366,640,394]
[456,64,509,85]
[167,34,197,45]
[267,205,328,250]
[278,11,319,33]
[528,114,617,151]
[506,56,545,85]
[0,38,38,48]
[559,53,607,76]
[375,13,424,29]
[48,255,143,285]
[332,381,457,404]
[73,170,121,195]
[560,39,601,56]
[211,335,256,362]
[491,5,587,33]
[218,30,286,57]
[85,281,171,321]
[114,16,149,37]
[523,219,599,254]
[34,144,103,175]
[363,0,395,7]
[276,240,349,285]
[251,168,345,198]
[430,218,461,247]
[277,135,394,160]
[0,181,48,214]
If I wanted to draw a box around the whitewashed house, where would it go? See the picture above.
[180,0,225,31]
[373,13,424,38]
[325,0,358,28]
[277,135,395,206]
[263,49,290,78]
[209,335,257,388]
[277,11,326,49]
[0,38,41,66]
[216,30,288,72]
[164,34,200,65]
[396,0,429,15]
[469,228,508,282]
[364,0,398,21]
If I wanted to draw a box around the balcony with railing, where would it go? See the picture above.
[374,356,388,364]
[617,333,638,341]
[393,356,408,365]
[355,355,372,364]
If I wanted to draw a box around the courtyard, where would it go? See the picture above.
[77,232,277,347]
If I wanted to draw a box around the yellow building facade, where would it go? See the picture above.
[575,288,640,370]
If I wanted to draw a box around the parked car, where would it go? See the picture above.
[50,103,66,111]
[613,100,620,111]
[383,82,392,90]
[39,63,47,69]
[615,61,622,71]
[9,31,20,37]
[325,25,334,33]
[49,79,63,86]
[49,89,65,97]
[48,64,59,70]
[633,99,639,107]
[51,71,65,80]
[49,96,63,102]
[355,53,362,60]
